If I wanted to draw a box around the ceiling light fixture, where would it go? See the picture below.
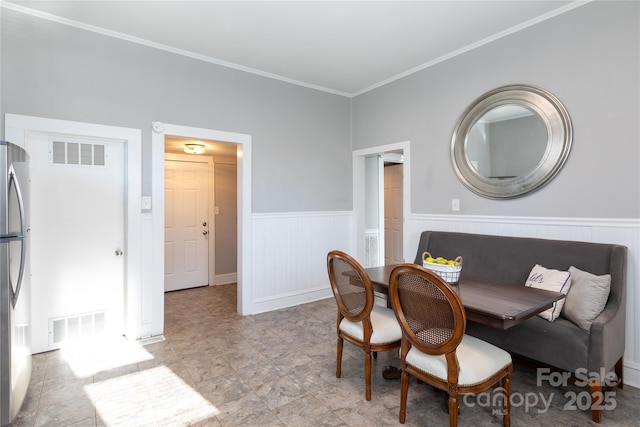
[184,143,206,154]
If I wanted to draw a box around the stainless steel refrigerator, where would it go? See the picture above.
[0,141,31,426]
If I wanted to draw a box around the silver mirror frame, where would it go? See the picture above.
[451,84,572,199]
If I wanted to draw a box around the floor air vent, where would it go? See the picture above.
[49,311,107,348]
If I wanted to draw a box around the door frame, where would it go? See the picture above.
[4,113,143,340]
[353,141,410,264]
[164,153,216,289]
[151,122,252,315]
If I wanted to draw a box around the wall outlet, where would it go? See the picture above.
[141,196,152,210]
[452,198,460,212]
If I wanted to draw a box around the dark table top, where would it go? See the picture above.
[365,264,566,330]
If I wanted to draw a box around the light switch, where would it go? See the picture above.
[452,199,460,212]
[215,206,220,215]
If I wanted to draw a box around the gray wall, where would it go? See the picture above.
[0,9,352,213]
[214,163,237,276]
[2,2,638,220]
[352,1,639,218]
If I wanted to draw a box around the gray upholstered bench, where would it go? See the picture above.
[414,230,627,423]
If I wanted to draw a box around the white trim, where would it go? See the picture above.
[208,161,216,288]
[151,122,253,315]
[377,155,385,266]
[250,286,333,315]
[625,360,640,391]
[214,273,237,286]
[4,113,145,340]
[353,141,411,264]
[408,213,640,228]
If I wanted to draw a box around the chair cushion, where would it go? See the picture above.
[339,305,402,344]
[405,334,511,387]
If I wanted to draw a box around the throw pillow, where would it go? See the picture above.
[562,266,611,332]
[525,264,571,322]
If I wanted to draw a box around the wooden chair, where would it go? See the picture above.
[388,263,513,426]
[327,250,402,400]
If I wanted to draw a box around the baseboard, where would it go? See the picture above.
[213,272,237,285]
[250,286,333,315]
[624,361,640,389]
[136,335,166,346]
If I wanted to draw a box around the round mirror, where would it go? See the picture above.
[451,85,572,199]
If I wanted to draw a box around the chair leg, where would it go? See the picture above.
[503,373,511,427]
[399,371,409,424]
[448,394,458,427]
[365,350,372,400]
[336,337,343,378]
[589,377,602,423]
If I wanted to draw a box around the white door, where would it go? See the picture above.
[26,133,125,353]
[164,159,210,291]
[384,164,403,264]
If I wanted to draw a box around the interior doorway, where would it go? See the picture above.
[353,141,410,267]
[151,122,253,315]
[164,138,238,292]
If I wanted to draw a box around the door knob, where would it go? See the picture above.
[202,221,207,226]
[203,230,208,236]
[115,249,123,256]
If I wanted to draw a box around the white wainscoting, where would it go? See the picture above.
[226,210,640,386]
[250,211,354,314]
[138,213,164,340]
[406,213,640,388]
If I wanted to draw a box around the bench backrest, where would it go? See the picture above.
[413,231,627,306]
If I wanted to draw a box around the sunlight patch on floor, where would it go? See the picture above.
[84,365,219,425]
[59,334,154,378]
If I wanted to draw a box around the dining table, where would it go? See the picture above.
[364,264,566,330]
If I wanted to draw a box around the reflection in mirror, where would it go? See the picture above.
[451,85,572,199]
[467,105,547,179]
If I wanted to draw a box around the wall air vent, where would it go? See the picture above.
[364,230,379,268]
[51,140,106,166]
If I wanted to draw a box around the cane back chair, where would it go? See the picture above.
[388,263,513,426]
[327,250,402,400]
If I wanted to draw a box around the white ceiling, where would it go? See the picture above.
[6,0,584,97]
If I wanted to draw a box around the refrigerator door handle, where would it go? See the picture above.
[8,166,26,309]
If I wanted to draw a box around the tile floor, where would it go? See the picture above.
[12,283,640,426]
